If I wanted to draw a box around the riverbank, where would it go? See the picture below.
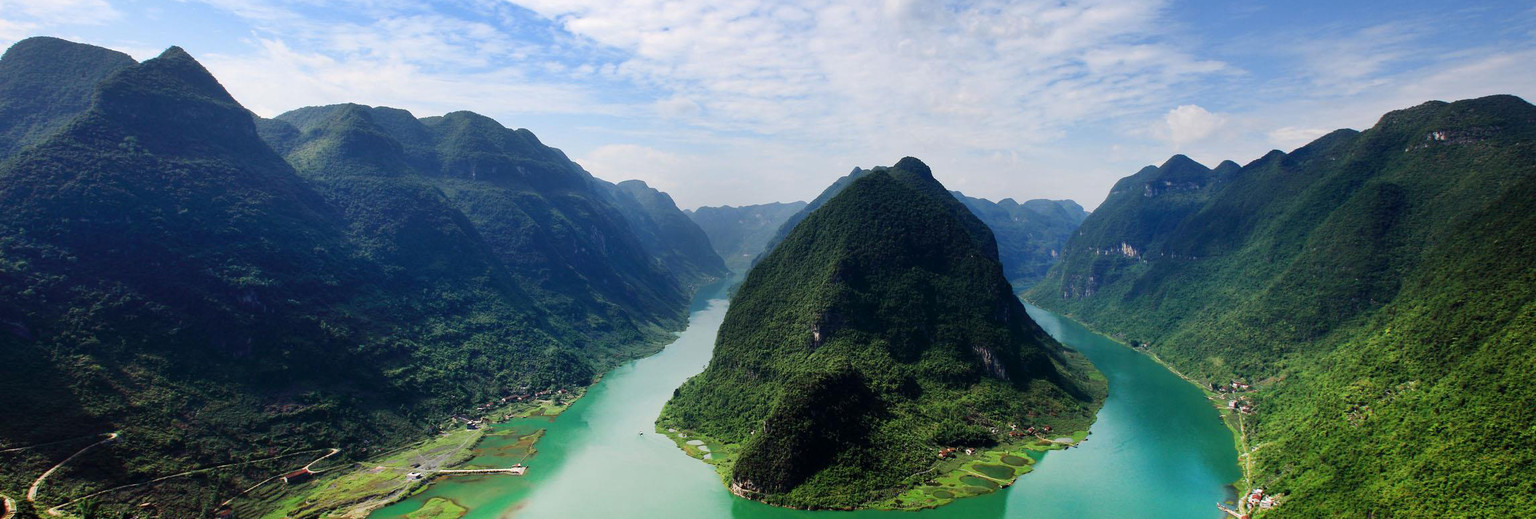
[659,417,1095,511]
[244,393,582,519]
[1020,299,1256,510]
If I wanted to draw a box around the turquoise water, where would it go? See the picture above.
[370,295,1239,519]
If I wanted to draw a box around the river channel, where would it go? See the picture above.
[370,290,1239,519]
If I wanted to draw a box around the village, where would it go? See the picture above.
[1210,379,1258,415]
[1218,487,1285,519]
[933,423,1074,460]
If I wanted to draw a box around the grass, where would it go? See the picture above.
[404,497,468,519]
[244,394,581,519]
[661,422,1090,511]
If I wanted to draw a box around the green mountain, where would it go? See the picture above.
[596,178,729,288]
[263,103,722,343]
[1027,95,1536,517]
[0,41,709,517]
[755,167,868,264]
[758,167,1086,289]
[686,201,808,272]
[951,194,1088,289]
[661,158,1105,510]
[0,37,136,158]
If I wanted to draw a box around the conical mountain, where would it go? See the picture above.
[0,45,579,516]
[660,158,1104,510]
[0,46,387,454]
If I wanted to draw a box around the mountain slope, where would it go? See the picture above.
[1026,95,1536,517]
[661,158,1104,510]
[0,41,704,517]
[0,47,422,511]
[0,37,136,159]
[596,178,728,288]
[759,167,1086,289]
[952,194,1087,289]
[686,201,807,273]
[268,103,718,344]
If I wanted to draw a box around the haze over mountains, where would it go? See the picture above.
[686,202,807,273]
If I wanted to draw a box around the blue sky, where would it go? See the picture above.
[2,0,1532,209]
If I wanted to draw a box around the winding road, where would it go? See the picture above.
[218,448,342,508]
[27,433,118,503]
[43,447,335,517]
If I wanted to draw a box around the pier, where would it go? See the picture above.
[439,466,527,475]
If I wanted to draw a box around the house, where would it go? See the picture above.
[282,468,314,485]
[1246,488,1264,507]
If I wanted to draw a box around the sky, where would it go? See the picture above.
[2,1,1532,209]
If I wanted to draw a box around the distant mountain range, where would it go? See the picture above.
[1028,95,1536,517]
[4,33,1530,519]
[0,37,722,517]
[660,158,1104,510]
[951,194,1087,289]
[686,201,807,273]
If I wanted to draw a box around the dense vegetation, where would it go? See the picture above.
[265,103,722,340]
[661,158,1105,509]
[596,179,728,288]
[0,37,136,159]
[951,194,1087,289]
[686,201,807,272]
[1027,95,1536,517]
[0,40,719,518]
[754,165,1084,288]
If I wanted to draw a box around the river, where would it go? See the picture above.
[369,290,1240,519]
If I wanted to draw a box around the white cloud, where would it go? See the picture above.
[0,0,120,26]
[1267,127,1330,150]
[0,0,120,47]
[9,0,1528,210]
[1161,104,1226,147]
[512,0,1226,148]
[200,37,624,119]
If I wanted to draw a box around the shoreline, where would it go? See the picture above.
[324,283,739,518]
[246,389,585,519]
[1020,299,1255,506]
[656,424,1091,512]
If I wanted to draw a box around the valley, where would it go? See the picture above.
[1,6,1532,515]
[358,290,1240,519]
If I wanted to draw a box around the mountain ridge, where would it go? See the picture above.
[1027,94,1536,517]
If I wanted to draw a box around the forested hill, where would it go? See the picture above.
[0,39,716,517]
[686,201,807,273]
[661,157,1104,510]
[1027,95,1536,516]
[0,37,136,158]
[757,166,1087,289]
[262,102,724,340]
